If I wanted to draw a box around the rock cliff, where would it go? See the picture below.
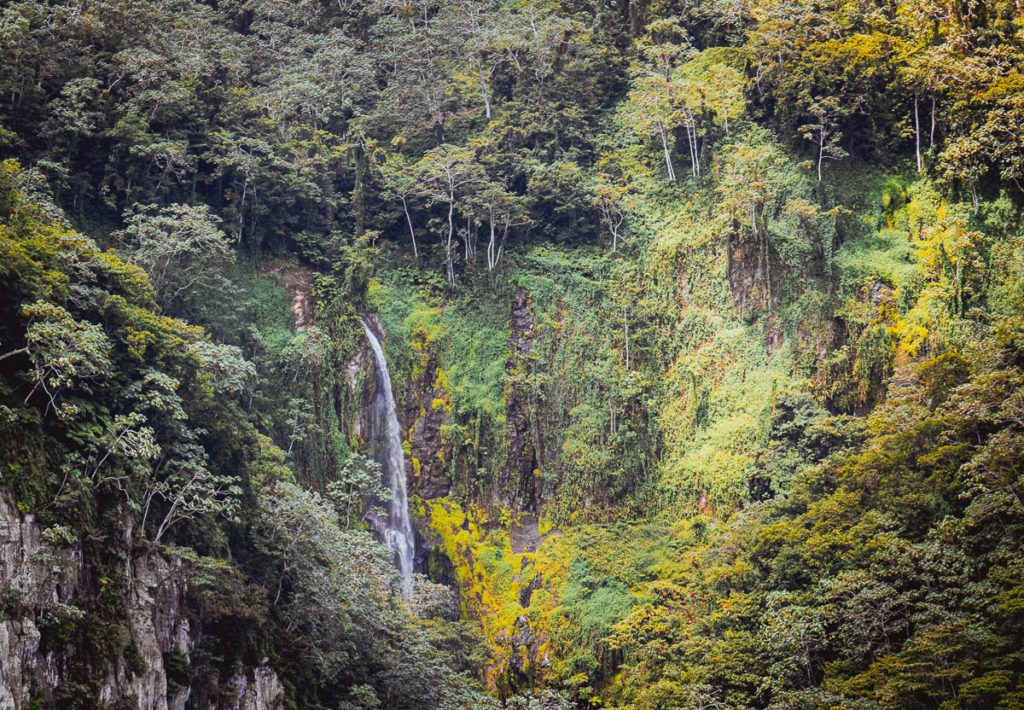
[0,495,284,710]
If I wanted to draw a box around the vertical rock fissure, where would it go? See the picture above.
[360,317,415,596]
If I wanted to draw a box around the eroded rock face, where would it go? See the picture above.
[353,317,454,500]
[97,551,194,710]
[727,236,784,350]
[0,495,69,710]
[503,289,541,512]
[404,348,453,500]
[0,494,285,710]
[222,665,286,710]
[506,614,549,690]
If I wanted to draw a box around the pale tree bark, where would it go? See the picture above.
[487,206,517,272]
[914,93,923,173]
[479,66,492,119]
[658,120,676,182]
[400,195,418,258]
[681,107,700,178]
[445,187,456,287]
[599,200,626,251]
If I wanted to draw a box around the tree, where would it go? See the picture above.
[442,0,509,120]
[627,21,692,182]
[799,97,850,182]
[716,137,790,241]
[15,302,112,417]
[186,340,256,396]
[84,411,159,488]
[377,151,422,258]
[683,48,746,136]
[412,144,485,287]
[327,453,388,530]
[253,478,494,708]
[374,6,459,145]
[626,27,747,181]
[628,72,681,182]
[468,179,530,272]
[716,134,797,311]
[140,441,241,543]
[118,203,231,309]
[939,136,989,210]
[589,168,635,251]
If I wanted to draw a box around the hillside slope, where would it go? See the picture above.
[1,0,1023,708]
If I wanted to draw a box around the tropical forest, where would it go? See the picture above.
[1,0,1023,708]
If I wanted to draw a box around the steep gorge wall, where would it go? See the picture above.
[0,495,284,710]
[402,339,453,501]
[501,289,541,513]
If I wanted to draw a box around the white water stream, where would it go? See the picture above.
[361,318,415,596]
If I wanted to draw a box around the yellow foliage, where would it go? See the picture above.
[421,498,570,691]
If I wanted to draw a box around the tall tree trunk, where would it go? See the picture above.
[686,124,696,178]
[683,111,699,178]
[446,190,456,287]
[488,222,497,271]
[817,131,824,182]
[658,120,676,182]
[401,195,418,258]
[914,93,923,173]
[479,67,492,119]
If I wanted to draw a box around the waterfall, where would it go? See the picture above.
[360,318,415,596]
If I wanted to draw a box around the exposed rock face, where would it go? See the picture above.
[0,495,284,710]
[353,317,453,498]
[403,348,453,500]
[351,315,446,500]
[0,495,55,710]
[727,236,783,349]
[811,279,896,415]
[347,317,376,448]
[727,237,769,320]
[503,289,540,511]
[509,514,560,555]
[98,549,195,710]
[222,665,286,710]
[506,614,548,689]
[518,573,542,609]
[262,261,315,332]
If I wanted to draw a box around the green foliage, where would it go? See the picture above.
[254,479,492,708]
[2,0,1024,706]
[0,164,485,709]
[327,452,388,530]
[599,258,1024,706]
[117,203,231,313]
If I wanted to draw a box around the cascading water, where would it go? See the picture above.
[360,318,415,596]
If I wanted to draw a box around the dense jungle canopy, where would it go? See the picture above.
[1,0,1024,708]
